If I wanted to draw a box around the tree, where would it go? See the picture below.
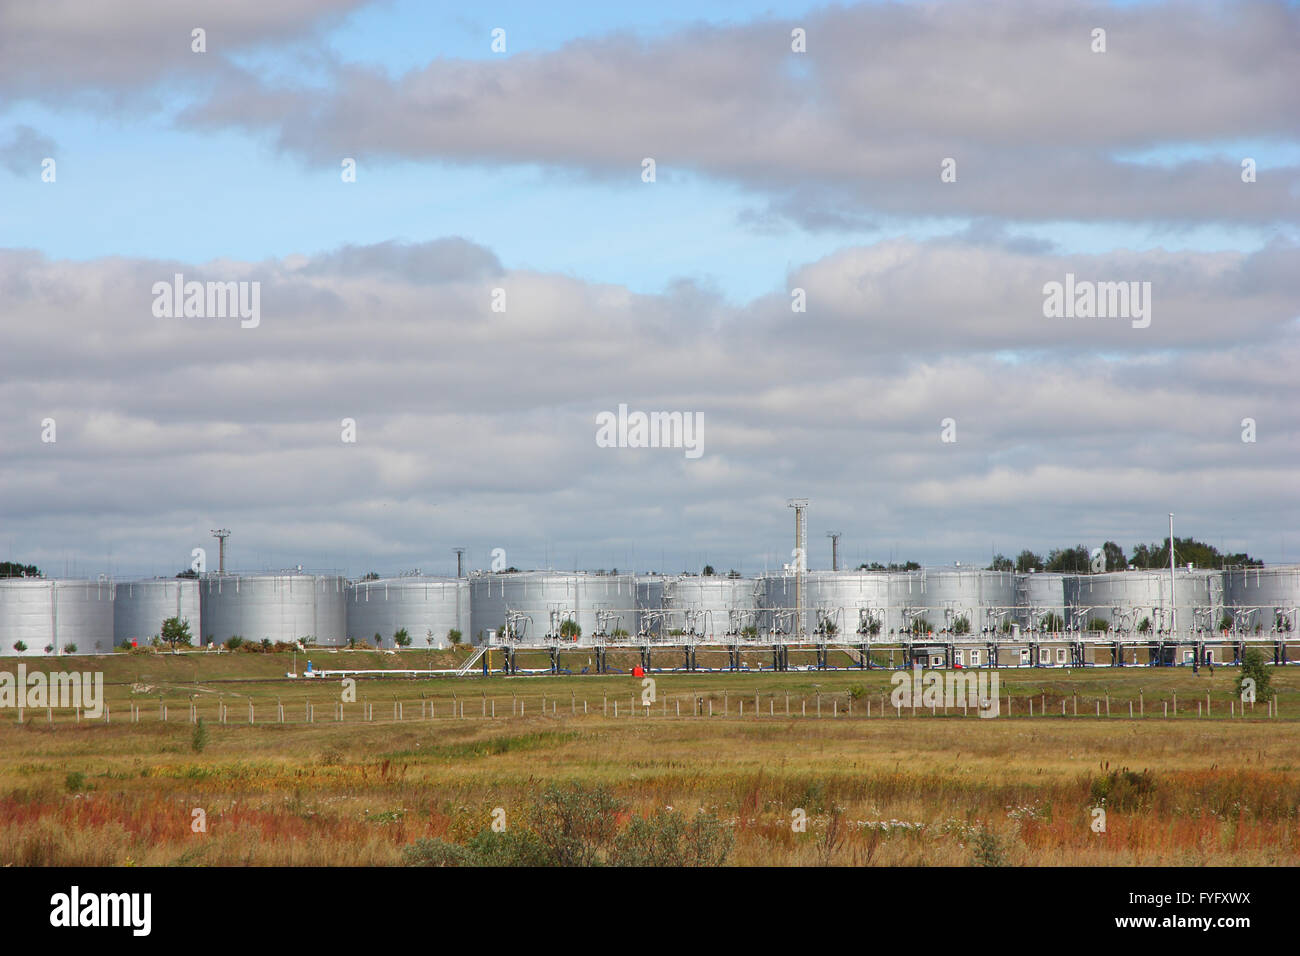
[373,632,383,648]
[1014,551,1043,573]
[362,572,380,581]
[447,629,463,646]
[1237,648,1274,702]
[987,554,1013,572]
[0,562,39,578]
[559,619,581,640]
[393,628,411,648]
[12,641,26,652]
[702,565,715,577]
[1102,541,1126,572]
[1045,545,1089,573]
[160,616,193,649]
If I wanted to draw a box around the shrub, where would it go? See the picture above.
[1088,767,1157,811]
[65,771,87,793]
[1237,648,1274,702]
[610,809,732,867]
[972,826,1010,866]
[400,785,731,868]
[225,636,244,650]
[191,718,209,754]
[63,643,78,654]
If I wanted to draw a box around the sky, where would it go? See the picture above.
[1,0,1297,580]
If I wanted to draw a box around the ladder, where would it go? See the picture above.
[456,645,489,677]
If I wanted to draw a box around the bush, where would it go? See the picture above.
[12,641,26,652]
[610,809,732,866]
[972,826,1010,867]
[191,718,209,754]
[400,785,731,868]
[848,684,866,701]
[65,771,87,793]
[225,636,244,650]
[1088,767,1157,811]
[63,643,78,654]
[1237,648,1274,702]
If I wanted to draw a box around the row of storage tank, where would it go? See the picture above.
[1,566,1298,655]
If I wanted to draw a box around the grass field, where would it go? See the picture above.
[1,649,1296,866]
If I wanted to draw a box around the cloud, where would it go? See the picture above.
[0,0,371,108]
[180,0,1300,227]
[1,235,1296,575]
[0,125,56,175]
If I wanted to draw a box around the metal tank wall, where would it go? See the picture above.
[660,575,759,640]
[886,570,1016,637]
[1014,573,1067,633]
[1224,566,1300,634]
[634,575,666,637]
[1065,570,1217,636]
[114,579,201,647]
[346,577,467,648]
[200,574,347,646]
[469,572,640,643]
[0,579,115,656]
[759,571,890,639]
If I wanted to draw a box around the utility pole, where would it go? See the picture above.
[826,532,841,572]
[210,529,230,575]
[788,499,808,640]
[1168,514,1176,640]
[453,548,465,578]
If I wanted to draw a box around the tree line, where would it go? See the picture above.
[987,536,1263,574]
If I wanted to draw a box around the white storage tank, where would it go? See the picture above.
[346,577,468,648]
[661,575,759,640]
[469,572,640,643]
[1223,566,1300,635]
[200,573,347,646]
[0,578,115,656]
[114,578,201,647]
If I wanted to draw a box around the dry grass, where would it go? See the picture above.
[0,657,1296,865]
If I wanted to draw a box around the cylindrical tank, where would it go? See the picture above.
[1065,570,1217,636]
[114,578,201,647]
[0,578,115,656]
[661,575,758,640]
[346,577,468,648]
[887,569,1016,637]
[758,571,890,639]
[1014,572,1067,634]
[634,575,667,638]
[468,572,640,643]
[1223,566,1300,635]
[199,574,347,646]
